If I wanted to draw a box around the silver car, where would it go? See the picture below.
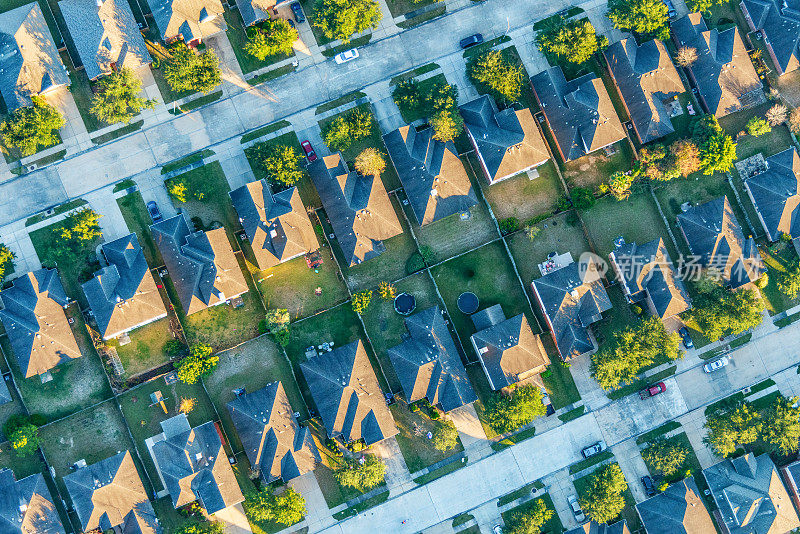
[704,356,730,373]
[568,495,585,522]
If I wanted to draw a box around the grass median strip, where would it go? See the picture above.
[168,91,223,115]
[491,426,536,452]
[558,406,585,422]
[568,450,613,475]
[331,490,390,520]
[496,481,544,507]
[91,120,144,144]
[607,365,678,401]
[635,421,682,445]
[413,457,468,485]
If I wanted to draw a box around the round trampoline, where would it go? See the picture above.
[457,292,479,314]
[394,293,416,315]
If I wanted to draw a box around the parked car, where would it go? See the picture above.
[568,495,585,522]
[334,48,359,64]
[581,441,605,459]
[679,326,694,349]
[459,33,483,49]
[704,356,730,373]
[642,475,656,497]
[146,201,162,222]
[640,382,666,399]
[291,2,305,22]
[301,140,317,162]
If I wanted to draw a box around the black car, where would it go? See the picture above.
[679,326,694,349]
[641,476,656,497]
[146,201,162,222]
[291,2,305,23]
[459,33,483,49]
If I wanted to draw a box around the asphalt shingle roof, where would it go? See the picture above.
[677,196,765,288]
[0,3,68,112]
[300,340,397,445]
[307,153,402,266]
[0,468,65,534]
[741,0,800,74]
[744,147,800,241]
[0,269,81,378]
[145,0,226,43]
[234,0,280,26]
[63,451,161,534]
[458,95,550,183]
[530,67,626,161]
[387,306,477,412]
[227,381,320,484]
[636,477,716,534]
[383,126,477,225]
[229,181,318,270]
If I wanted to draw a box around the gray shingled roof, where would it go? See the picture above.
[234,0,285,27]
[63,451,161,534]
[458,95,550,183]
[636,477,715,534]
[704,453,800,534]
[60,0,151,80]
[741,0,800,74]
[604,38,684,143]
[671,12,763,117]
[744,147,800,241]
[383,126,478,225]
[564,520,630,534]
[532,259,611,360]
[151,214,248,315]
[677,196,765,288]
[300,340,397,445]
[0,269,81,378]
[229,181,318,270]
[610,238,692,319]
[0,468,64,534]
[0,3,68,112]
[387,306,477,412]
[470,306,549,390]
[530,67,626,162]
[82,234,167,339]
[145,0,226,43]
[307,153,402,266]
[150,415,243,514]
[227,381,320,484]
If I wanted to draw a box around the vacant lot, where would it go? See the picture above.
[108,317,176,379]
[562,140,634,191]
[391,403,463,473]
[482,160,564,223]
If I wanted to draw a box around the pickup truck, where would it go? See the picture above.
[639,382,666,399]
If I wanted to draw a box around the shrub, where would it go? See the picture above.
[378,281,396,300]
[355,147,386,176]
[745,117,771,137]
[3,415,40,457]
[571,187,595,210]
[176,343,218,384]
[499,217,520,235]
[0,243,14,283]
[334,455,386,491]
[406,252,425,274]
[351,290,373,315]
[431,420,459,451]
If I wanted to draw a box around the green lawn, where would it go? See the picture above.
[0,354,27,440]
[573,463,641,533]
[67,69,106,133]
[464,362,498,439]
[390,403,463,473]
[359,272,442,393]
[117,191,163,267]
[107,317,175,379]
[223,9,293,76]
[723,123,793,162]
[500,493,563,534]
[117,374,218,491]
[561,140,634,191]
[482,160,564,224]
[541,361,581,410]
[166,162,240,240]
[758,241,800,315]
[0,440,45,479]
[591,284,638,349]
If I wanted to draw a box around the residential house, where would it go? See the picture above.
[741,0,800,76]
[780,458,800,514]
[82,234,167,340]
[0,468,64,534]
[603,38,685,144]
[229,180,318,270]
[469,304,549,390]
[307,153,402,266]
[146,0,227,46]
[63,451,161,534]
[635,477,716,534]
[60,0,151,80]
[530,66,626,162]
[0,269,81,378]
[148,414,243,515]
[0,2,69,112]
[0,377,10,405]
[151,214,248,315]
[609,237,692,320]
[235,0,293,27]
[227,381,320,484]
[383,125,478,225]
[532,256,612,360]
[743,147,800,241]
[564,520,630,534]
[671,12,763,117]
[676,196,765,289]
[387,306,477,412]
[300,340,398,446]
[458,94,551,184]
[704,453,800,534]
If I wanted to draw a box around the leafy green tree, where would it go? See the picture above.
[431,419,459,452]
[602,171,634,200]
[468,50,524,103]
[176,521,225,534]
[252,143,304,187]
[763,395,800,455]
[579,463,627,524]
[245,486,305,526]
[378,281,396,300]
[687,0,725,13]
[392,80,421,116]
[0,97,64,156]
[60,208,102,245]
[670,139,702,177]
[351,290,372,315]
[245,19,298,59]
[265,308,291,345]
[506,498,553,534]
[607,0,669,39]
[536,19,601,65]
[177,343,218,384]
[313,0,381,43]
[430,109,463,142]
[0,243,15,282]
[334,454,385,491]
[778,262,800,299]
[746,116,771,137]
[90,67,155,124]
[689,286,764,340]
[693,115,737,175]
[485,385,546,434]
[642,438,689,476]
[355,147,386,177]
[3,415,40,457]
[168,180,189,203]
[164,45,221,95]
[322,108,373,151]
[704,402,761,456]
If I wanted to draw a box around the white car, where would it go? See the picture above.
[704,356,730,373]
[334,48,359,64]
[568,495,585,522]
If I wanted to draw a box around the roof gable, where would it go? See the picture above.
[0,469,65,534]
[145,0,226,42]
[636,477,715,534]
[745,147,800,240]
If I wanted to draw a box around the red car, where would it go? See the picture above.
[640,382,666,399]
[301,140,317,162]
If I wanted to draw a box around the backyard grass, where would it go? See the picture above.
[541,361,581,410]
[107,317,175,379]
[0,440,45,479]
[117,191,163,267]
[482,160,564,223]
[758,242,800,315]
[360,272,441,393]
[719,102,793,160]
[500,493,562,534]
[390,403,463,473]
[561,140,634,191]
[223,9,293,75]
[573,464,641,533]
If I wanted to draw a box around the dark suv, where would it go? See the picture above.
[291,2,305,23]
[459,33,483,49]
[642,476,656,497]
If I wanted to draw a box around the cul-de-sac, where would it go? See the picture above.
[4,0,800,533]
